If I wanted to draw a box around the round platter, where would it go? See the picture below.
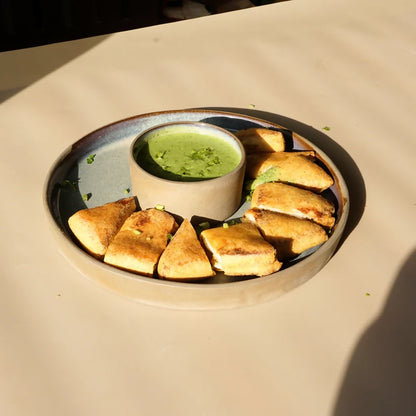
[44,109,349,310]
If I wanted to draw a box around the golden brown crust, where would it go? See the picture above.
[103,208,178,276]
[235,128,285,153]
[157,219,215,280]
[243,208,328,261]
[67,197,136,258]
[246,152,334,192]
[200,222,282,276]
[251,182,335,228]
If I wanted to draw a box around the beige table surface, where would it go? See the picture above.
[1,0,415,415]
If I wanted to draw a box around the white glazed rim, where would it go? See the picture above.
[129,121,246,185]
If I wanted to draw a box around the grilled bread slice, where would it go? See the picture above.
[243,208,328,261]
[251,182,335,228]
[67,197,136,258]
[157,219,215,281]
[246,152,333,192]
[200,222,282,276]
[104,208,178,276]
[235,128,285,153]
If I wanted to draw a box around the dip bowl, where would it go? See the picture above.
[129,121,246,220]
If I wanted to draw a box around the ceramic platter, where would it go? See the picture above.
[44,109,349,309]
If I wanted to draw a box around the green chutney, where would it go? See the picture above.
[134,127,241,182]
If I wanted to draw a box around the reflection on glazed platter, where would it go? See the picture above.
[44,109,349,308]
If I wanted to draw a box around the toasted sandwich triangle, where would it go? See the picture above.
[68,197,136,258]
[157,219,215,280]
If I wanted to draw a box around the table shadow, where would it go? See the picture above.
[332,249,416,416]
[203,106,366,250]
[0,34,110,103]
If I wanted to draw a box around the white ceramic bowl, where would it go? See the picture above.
[129,121,246,221]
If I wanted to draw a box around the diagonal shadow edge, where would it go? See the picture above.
[331,249,416,416]
[0,35,111,104]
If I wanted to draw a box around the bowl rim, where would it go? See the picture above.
[129,120,246,185]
